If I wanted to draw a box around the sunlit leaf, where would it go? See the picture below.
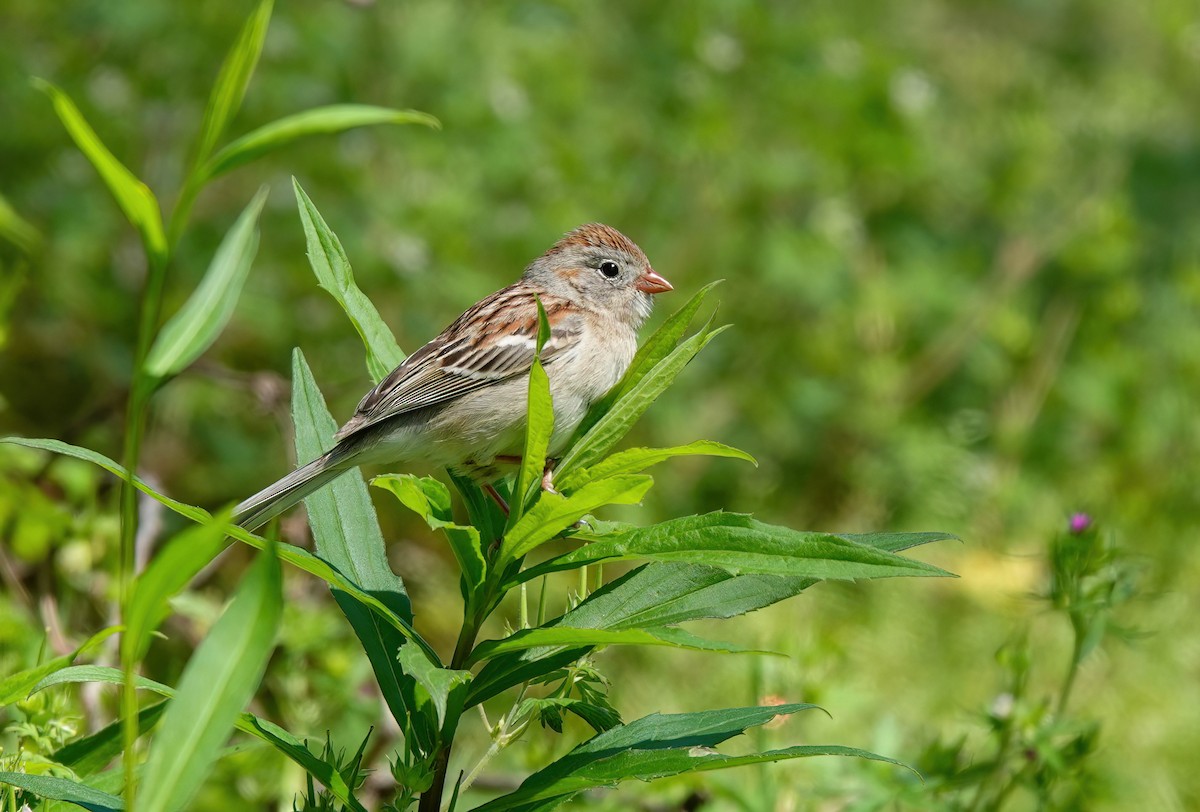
[498,475,653,565]
[507,297,555,530]
[144,187,267,378]
[557,441,755,492]
[293,179,406,383]
[467,625,767,666]
[396,645,471,735]
[0,192,42,253]
[203,104,439,180]
[32,78,166,265]
[0,626,119,706]
[517,512,953,584]
[139,542,281,812]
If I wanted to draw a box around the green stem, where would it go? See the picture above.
[1056,618,1086,717]
[119,249,170,809]
[420,612,483,812]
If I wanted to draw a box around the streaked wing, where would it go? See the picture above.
[334,284,581,441]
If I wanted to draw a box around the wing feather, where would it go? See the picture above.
[333,285,582,441]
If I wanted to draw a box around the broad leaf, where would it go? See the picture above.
[293,179,406,382]
[139,543,281,812]
[498,475,653,566]
[467,625,766,666]
[556,321,730,479]
[291,350,430,747]
[123,513,231,663]
[517,512,953,584]
[204,105,439,180]
[373,474,485,597]
[33,666,365,812]
[557,441,755,492]
[188,0,273,169]
[0,437,430,654]
[144,187,267,378]
[0,626,119,706]
[0,773,123,812]
[470,705,904,811]
[32,79,166,265]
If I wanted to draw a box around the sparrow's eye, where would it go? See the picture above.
[599,260,620,279]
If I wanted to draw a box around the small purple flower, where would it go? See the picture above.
[1069,513,1092,534]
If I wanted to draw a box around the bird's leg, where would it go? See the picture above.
[541,459,559,495]
[482,483,509,516]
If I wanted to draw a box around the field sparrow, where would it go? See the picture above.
[233,223,672,529]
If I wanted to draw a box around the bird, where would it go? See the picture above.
[232,223,672,530]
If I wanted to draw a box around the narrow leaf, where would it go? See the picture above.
[373,474,485,596]
[204,105,439,180]
[144,187,267,378]
[32,666,366,812]
[567,282,721,447]
[518,512,953,584]
[498,475,653,566]
[467,626,766,666]
[189,0,273,168]
[0,437,431,655]
[396,645,471,734]
[508,297,554,530]
[53,702,168,776]
[0,626,119,706]
[139,543,282,812]
[558,441,755,492]
[0,773,124,812]
[32,78,166,264]
[471,705,879,811]
[556,322,730,479]
[0,192,42,253]
[291,351,432,748]
[293,179,406,382]
[123,512,231,664]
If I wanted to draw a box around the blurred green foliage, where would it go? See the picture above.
[2,1,1198,809]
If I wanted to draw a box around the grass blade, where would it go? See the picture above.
[203,105,439,180]
[293,179,406,383]
[139,542,282,812]
[144,187,267,379]
[32,78,166,265]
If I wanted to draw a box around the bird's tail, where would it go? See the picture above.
[233,450,355,530]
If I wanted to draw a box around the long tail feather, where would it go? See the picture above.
[233,451,353,530]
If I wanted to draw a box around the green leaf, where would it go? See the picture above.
[0,437,430,654]
[507,297,555,530]
[557,441,755,492]
[144,187,267,378]
[515,697,621,735]
[293,179,406,383]
[466,625,767,666]
[470,705,905,811]
[188,0,273,169]
[556,321,730,480]
[0,773,124,812]
[566,282,720,448]
[395,645,471,735]
[53,702,168,776]
[139,542,282,812]
[123,512,231,664]
[517,512,954,584]
[203,105,439,180]
[32,666,366,812]
[290,351,434,748]
[0,626,119,706]
[373,474,485,597]
[498,475,653,567]
[449,471,507,545]
[32,78,166,265]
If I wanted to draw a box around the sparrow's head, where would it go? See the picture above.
[524,223,672,327]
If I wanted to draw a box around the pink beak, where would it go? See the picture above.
[636,268,673,294]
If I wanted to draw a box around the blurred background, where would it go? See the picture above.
[2,1,1198,809]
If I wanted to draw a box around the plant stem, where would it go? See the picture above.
[119,250,170,809]
[1056,619,1085,717]
[420,613,483,812]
